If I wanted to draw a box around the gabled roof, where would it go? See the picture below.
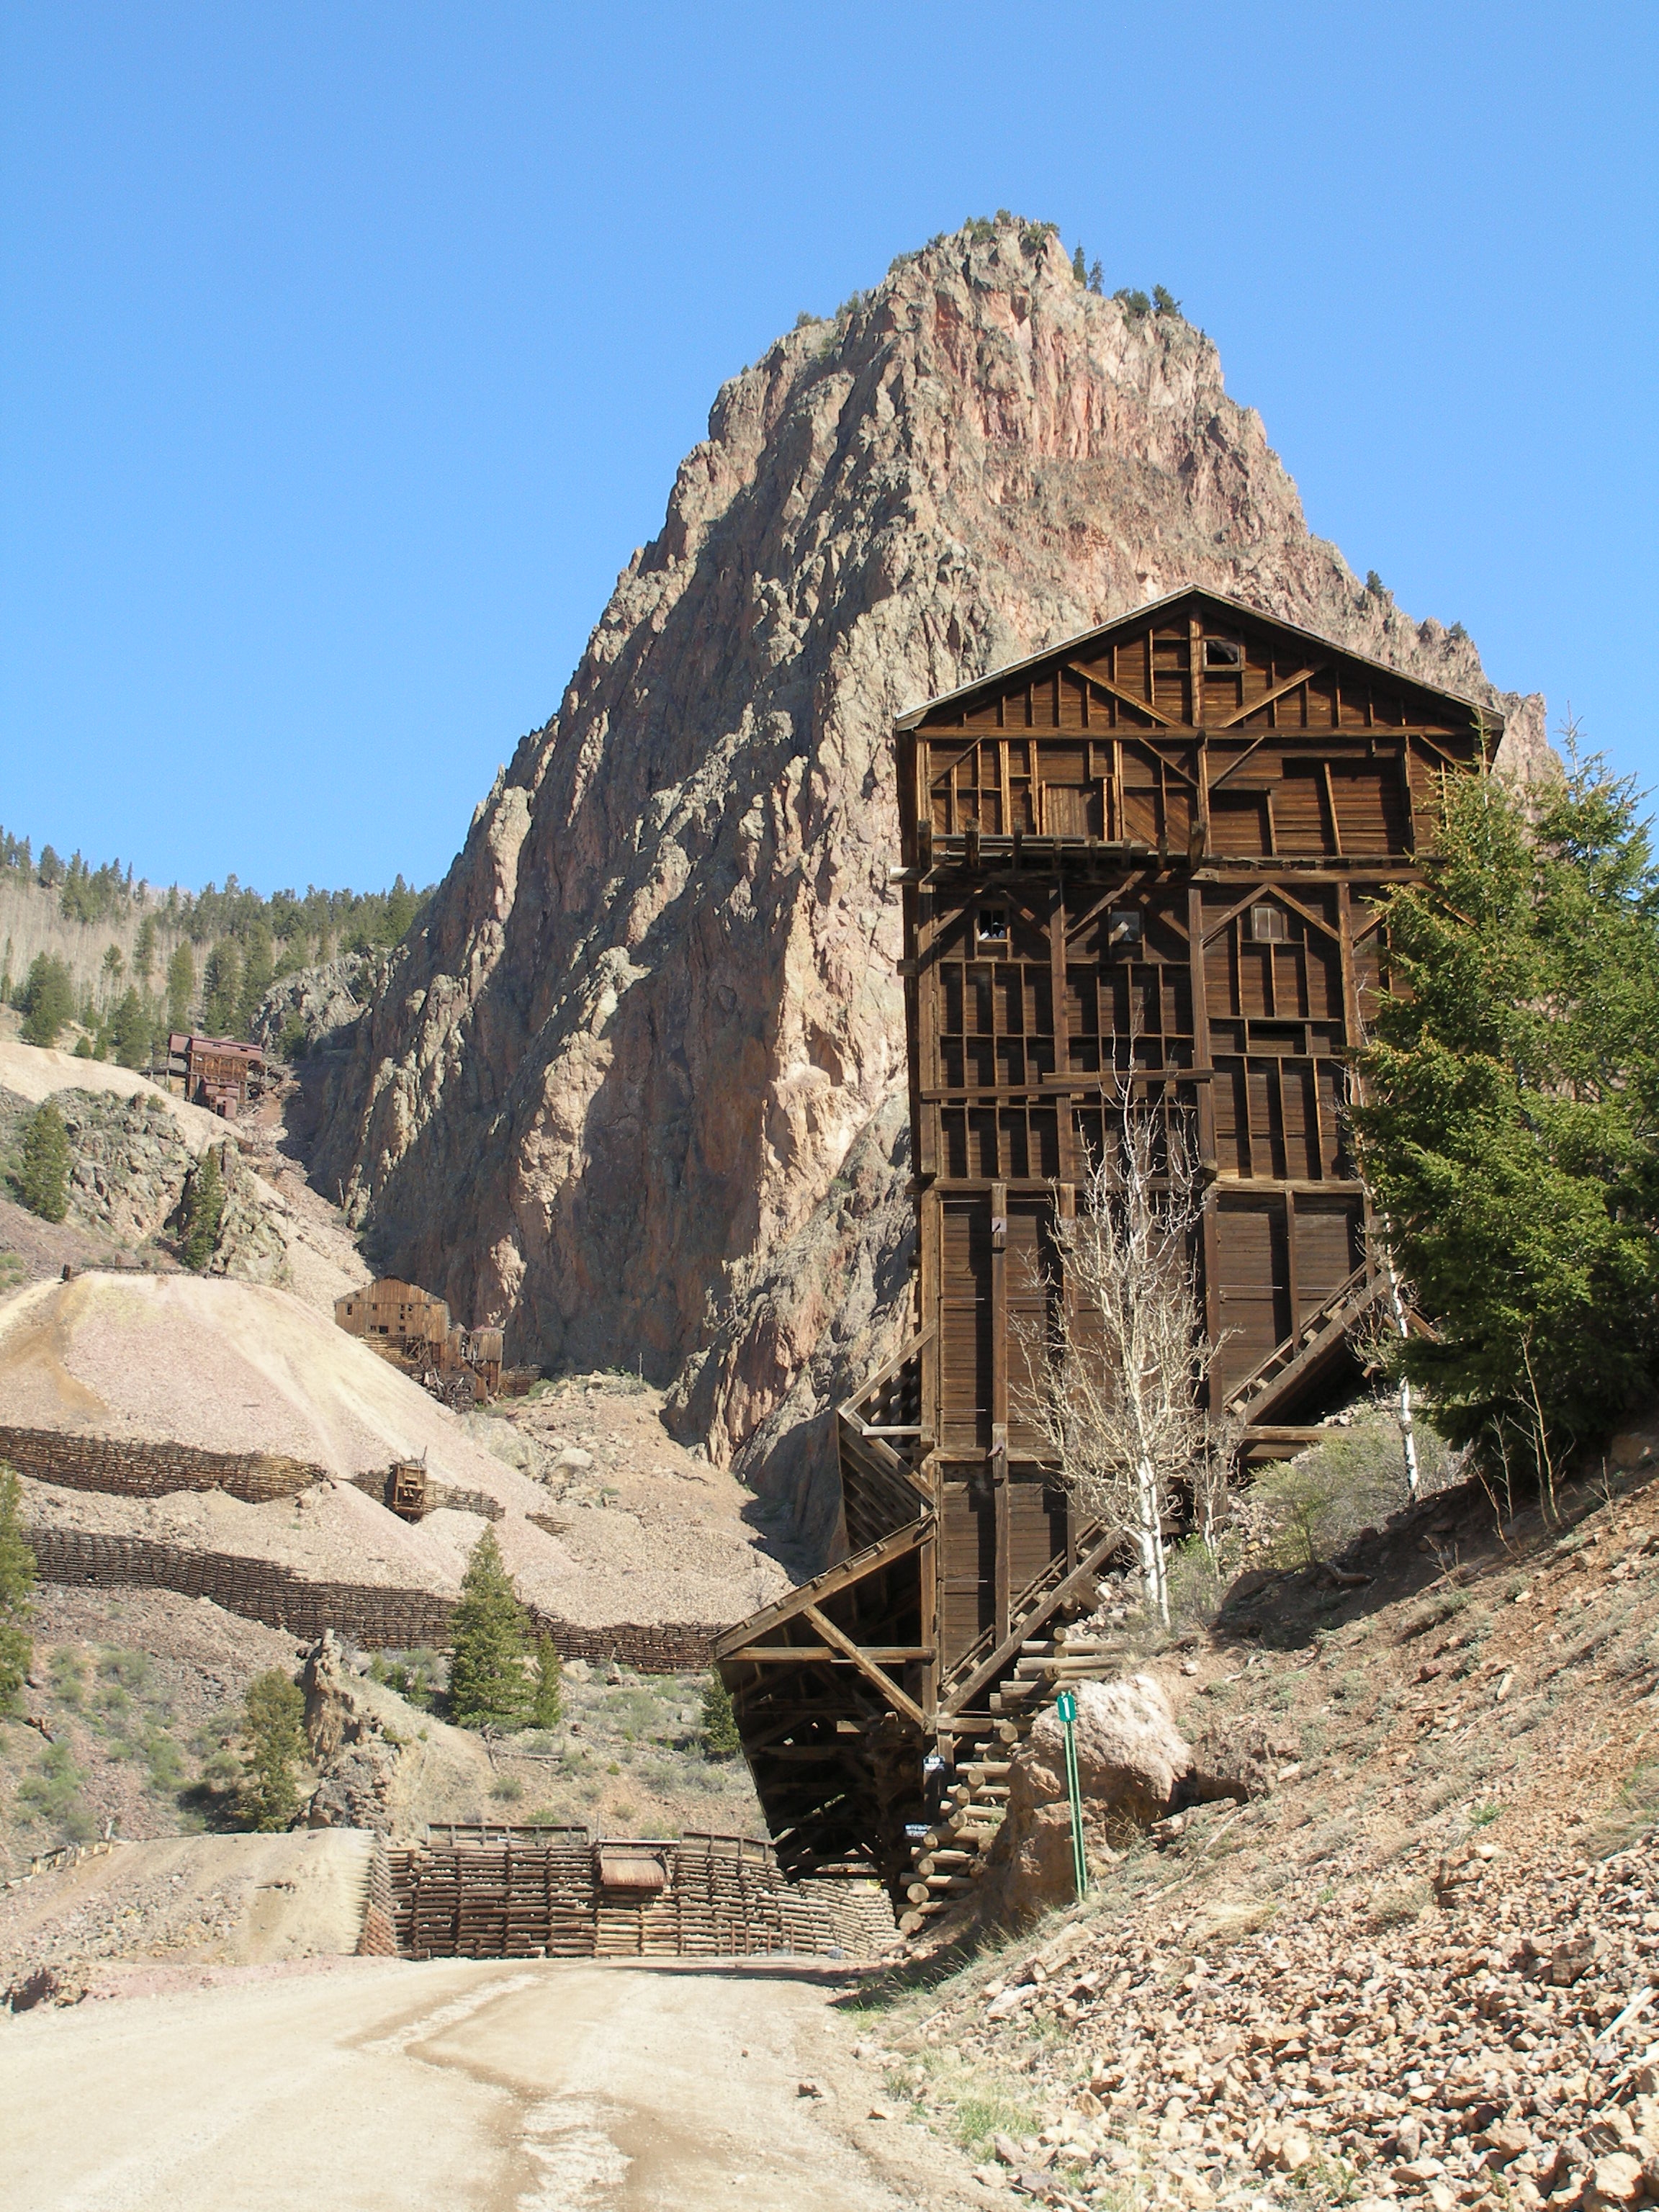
[894,585,1499,736]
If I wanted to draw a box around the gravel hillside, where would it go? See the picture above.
[858,1448,1659,2212]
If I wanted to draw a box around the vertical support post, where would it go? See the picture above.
[1189,884,1220,1359]
[1051,875,1071,1184]
[917,1532,938,1723]
[989,1180,1010,1645]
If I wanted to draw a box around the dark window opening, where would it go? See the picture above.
[976,907,1010,948]
[1205,637,1244,669]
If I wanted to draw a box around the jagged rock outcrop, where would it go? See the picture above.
[252,953,385,1059]
[1,1083,285,1286]
[307,217,1547,1555]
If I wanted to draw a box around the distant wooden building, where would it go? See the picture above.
[163,1033,265,1118]
[335,1278,504,1404]
[718,587,1496,1894]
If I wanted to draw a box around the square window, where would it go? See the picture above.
[1107,909,1143,951]
[1205,637,1244,669]
[1249,904,1287,943]
[976,907,1010,948]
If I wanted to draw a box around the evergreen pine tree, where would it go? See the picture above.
[447,1529,533,1728]
[166,941,194,1030]
[1354,748,1659,1465]
[111,986,149,1069]
[530,1635,563,1730]
[239,1670,305,1830]
[384,873,418,942]
[0,1467,36,1716]
[19,953,74,1046]
[134,914,156,987]
[1071,242,1087,284]
[180,1147,225,1269]
[236,920,274,1033]
[700,1670,741,1759]
[18,1100,71,1222]
[201,940,242,1035]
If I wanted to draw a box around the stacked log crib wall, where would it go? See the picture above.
[387,1828,892,1961]
[0,1426,324,1503]
[24,1526,721,1670]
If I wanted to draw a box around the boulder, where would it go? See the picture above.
[977,1674,1192,1925]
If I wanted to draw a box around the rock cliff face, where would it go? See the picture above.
[310,219,1547,1560]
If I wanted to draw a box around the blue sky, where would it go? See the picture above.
[3,3,1655,896]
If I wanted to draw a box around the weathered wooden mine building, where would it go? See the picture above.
[161,1033,266,1118]
[334,1278,505,1405]
[719,586,1496,1902]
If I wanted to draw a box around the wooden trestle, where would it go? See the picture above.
[718,586,1494,1919]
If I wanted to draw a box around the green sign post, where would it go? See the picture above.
[1056,1689,1087,1899]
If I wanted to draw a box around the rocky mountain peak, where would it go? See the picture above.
[309,215,1545,1559]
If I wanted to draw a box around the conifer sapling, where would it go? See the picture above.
[447,1527,534,1728]
[18,1100,71,1223]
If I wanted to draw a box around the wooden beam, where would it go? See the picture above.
[801,1605,927,1730]
[1050,878,1071,1184]
[725,1646,932,1663]
[1065,661,1177,729]
[1213,665,1325,729]
[714,1516,930,1658]
[1207,729,1277,794]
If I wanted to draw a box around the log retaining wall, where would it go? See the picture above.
[385,1828,893,1961]
[25,1524,721,1671]
[0,1425,324,1504]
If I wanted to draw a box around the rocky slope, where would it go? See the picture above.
[309,216,1548,1557]
[862,1444,1659,2211]
[0,1040,369,1312]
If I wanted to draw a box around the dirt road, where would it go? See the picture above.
[4,1956,986,2211]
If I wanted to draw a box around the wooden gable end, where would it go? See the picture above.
[905,592,1492,868]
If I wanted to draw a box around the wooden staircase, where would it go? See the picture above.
[894,1621,1130,1938]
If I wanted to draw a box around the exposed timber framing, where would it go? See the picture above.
[721,586,1495,1901]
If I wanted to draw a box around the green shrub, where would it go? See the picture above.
[0,1467,35,1713]
[17,1740,93,1840]
[1236,1410,1442,1568]
[530,1636,562,1731]
[700,1671,741,1759]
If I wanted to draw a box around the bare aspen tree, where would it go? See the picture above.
[1010,1083,1233,1627]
